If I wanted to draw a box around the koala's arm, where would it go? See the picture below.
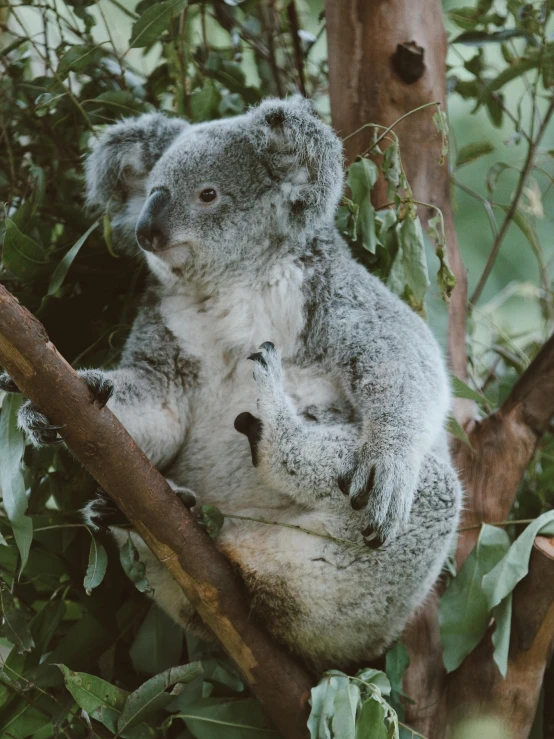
[311,256,451,540]
[101,302,198,468]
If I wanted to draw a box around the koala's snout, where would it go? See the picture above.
[136,187,171,252]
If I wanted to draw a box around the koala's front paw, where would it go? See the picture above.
[339,446,419,547]
[15,369,114,447]
[0,372,20,393]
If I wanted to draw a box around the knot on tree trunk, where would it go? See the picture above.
[392,41,425,84]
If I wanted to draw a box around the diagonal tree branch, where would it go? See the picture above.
[0,284,312,739]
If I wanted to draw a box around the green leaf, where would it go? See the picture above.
[355,697,388,739]
[491,594,512,677]
[0,582,35,653]
[130,604,184,675]
[332,678,360,739]
[482,511,554,611]
[171,697,278,738]
[347,159,380,254]
[83,536,108,595]
[453,29,529,45]
[119,534,151,593]
[456,141,495,167]
[482,57,538,96]
[57,45,104,79]
[2,218,50,284]
[130,0,187,48]
[439,524,511,672]
[447,415,473,449]
[58,664,127,732]
[354,669,391,698]
[58,665,155,737]
[428,213,456,303]
[385,641,410,697]
[450,375,487,405]
[0,395,33,570]
[199,505,225,540]
[47,219,99,297]
[308,675,340,738]
[387,216,430,315]
[498,205,546,275]
[190,80,222,122]
[89,91,149,117]
[118,662,203,732]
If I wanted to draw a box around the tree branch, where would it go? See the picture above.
[445,538,554,738]
[0,284,312,739]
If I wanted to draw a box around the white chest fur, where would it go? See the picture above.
[159,261,346,508]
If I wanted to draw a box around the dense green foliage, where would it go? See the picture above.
[0,0,553,737]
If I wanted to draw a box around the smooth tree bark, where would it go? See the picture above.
[326,1,554,737]
[0,285,313,739]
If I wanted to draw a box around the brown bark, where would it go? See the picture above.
[0,284,312,739]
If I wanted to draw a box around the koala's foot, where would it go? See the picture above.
[83,480,196,530]
[3,369,114,447]
[234,342,286,468]
[338,446,419,547]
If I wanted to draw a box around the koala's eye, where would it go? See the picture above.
[199,188,218,203]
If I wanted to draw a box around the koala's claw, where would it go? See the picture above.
[342,452,417,546]
[0,372,20,393]
[172,485,197,509]
[247,352,267,368]
[80,369,114,408]
[18,401,65,446]
[82,489,127,530]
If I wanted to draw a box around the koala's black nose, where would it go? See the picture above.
[136,188,171,252]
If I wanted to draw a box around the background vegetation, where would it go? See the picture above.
[0,0,553,737]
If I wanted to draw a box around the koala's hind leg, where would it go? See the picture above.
[235,342,357,506]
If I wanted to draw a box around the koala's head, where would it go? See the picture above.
[85,97,343,284]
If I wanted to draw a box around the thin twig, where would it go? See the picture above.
[470,97,554,305]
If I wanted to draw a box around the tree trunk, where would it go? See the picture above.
[0,285,312,739]
[326,2,554,737]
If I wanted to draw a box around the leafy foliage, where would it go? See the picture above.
[0,0,553,737]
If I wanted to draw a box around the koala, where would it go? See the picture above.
[1,98,461,672]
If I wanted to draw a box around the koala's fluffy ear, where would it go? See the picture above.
[247,97,344,225]
[85,113,188,246]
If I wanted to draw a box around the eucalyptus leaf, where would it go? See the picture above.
[0,394,33,570]
[171,697,278,738]
[130,604,184,675]
[439,524,510,672]
[385,641,410,698]
[355,697,388,739]
[119,534,151,593]
[482,511,554,611]
[491,593,512,678]
[450,375,487,405]
[456,141,495,167]
[2,218,50,284]
[83,536,108,595]
[57,665,155,737]
[56,45,104,79]
[387,217,429,314]
[47,220,99,297]
[118,662,203,732]
[447,415,473,449]
[130,0,188,48]
[0,582,35,653]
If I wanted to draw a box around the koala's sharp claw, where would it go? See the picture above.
[363,531,384,550]
[350,490,369,511]
[93,382,114,409]
[0,373,20,393]
[247,352,267,367]
[175,488,197,509]
[28,422,65,432]
[259,341,275,352]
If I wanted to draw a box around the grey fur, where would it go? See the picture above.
[15,97,461,671]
